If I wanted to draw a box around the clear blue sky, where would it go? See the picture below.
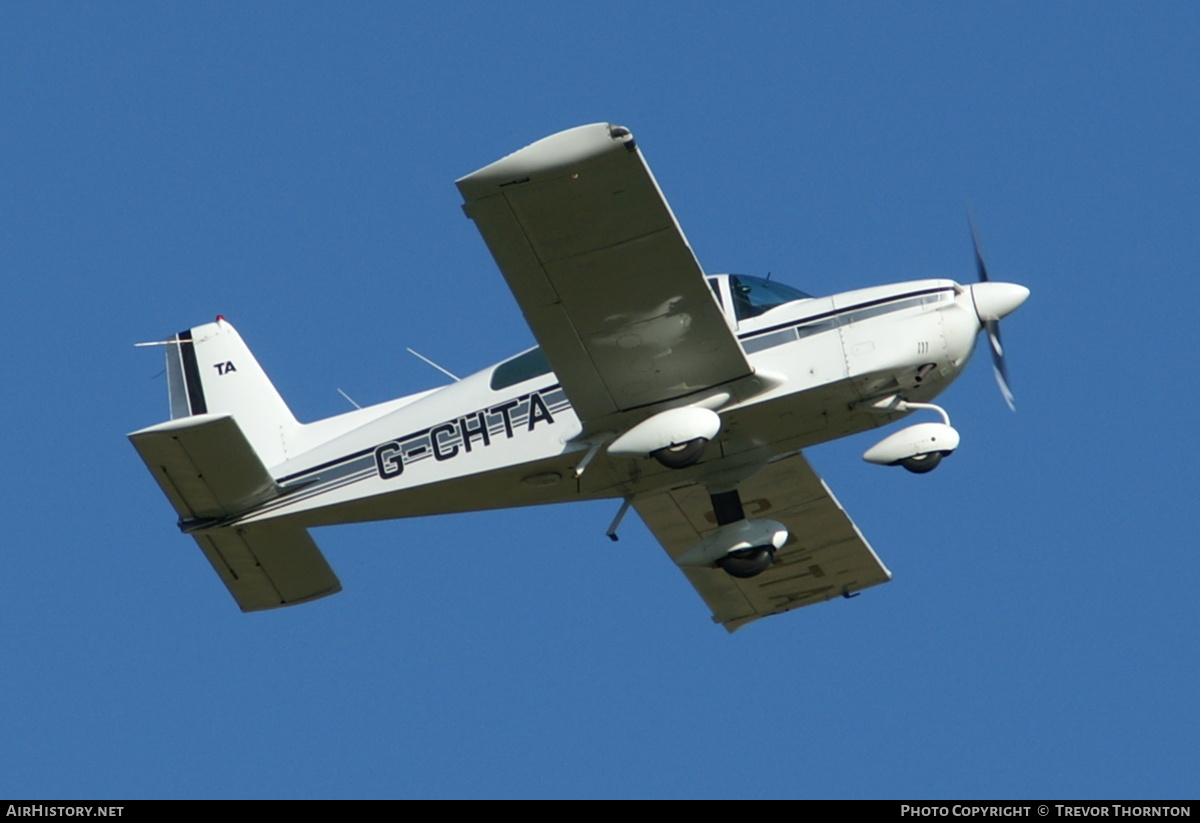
[2,2,1196,799]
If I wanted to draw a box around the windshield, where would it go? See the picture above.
[729,274,812,320]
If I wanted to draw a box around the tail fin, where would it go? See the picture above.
[133,317,342,612]
[165,317,297,468]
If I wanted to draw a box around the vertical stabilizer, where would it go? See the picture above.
[163,318,298,468]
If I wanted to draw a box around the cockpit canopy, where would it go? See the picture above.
[709,274,813,321]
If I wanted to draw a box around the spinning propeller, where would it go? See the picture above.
[967,214,1029,410]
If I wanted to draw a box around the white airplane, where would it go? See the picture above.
[129,123,1029,631]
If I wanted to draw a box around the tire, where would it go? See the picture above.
[651,437,708,469]
[899,451,944,474]
[716,546,775,578]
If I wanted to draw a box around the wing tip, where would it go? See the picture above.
[456,123,634,198]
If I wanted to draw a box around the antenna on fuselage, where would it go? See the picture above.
[406,348,460,382]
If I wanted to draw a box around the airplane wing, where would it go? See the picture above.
[457,123,753,422]
[633,453,892,631]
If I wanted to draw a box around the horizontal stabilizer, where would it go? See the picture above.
[130,414,341,611]
[193,522,342,612]
[129,413,278,521]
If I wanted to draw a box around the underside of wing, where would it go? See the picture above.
[633,453,892,631]
[457,123,752,421]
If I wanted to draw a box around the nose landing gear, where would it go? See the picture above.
[862,399,960,474]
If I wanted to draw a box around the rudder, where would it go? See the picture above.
[165,317,298,468]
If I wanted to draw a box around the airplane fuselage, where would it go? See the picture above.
[234,276,979,529]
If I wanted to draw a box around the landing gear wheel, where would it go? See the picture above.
[716,546,776,578]
[651,437,708,469]
[899,451,944,474]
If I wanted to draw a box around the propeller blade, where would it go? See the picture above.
[986,319,1015,411]
[994,363,1016,412]
[988,326,1004,358]
[969,212,1017,411]
[968,210,991,283]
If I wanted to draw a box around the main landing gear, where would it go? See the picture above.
[709,489,775,577]
[673,484,788,579]
[862,399,960,475]
[899,451,943,474]
[651,437,709,469]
